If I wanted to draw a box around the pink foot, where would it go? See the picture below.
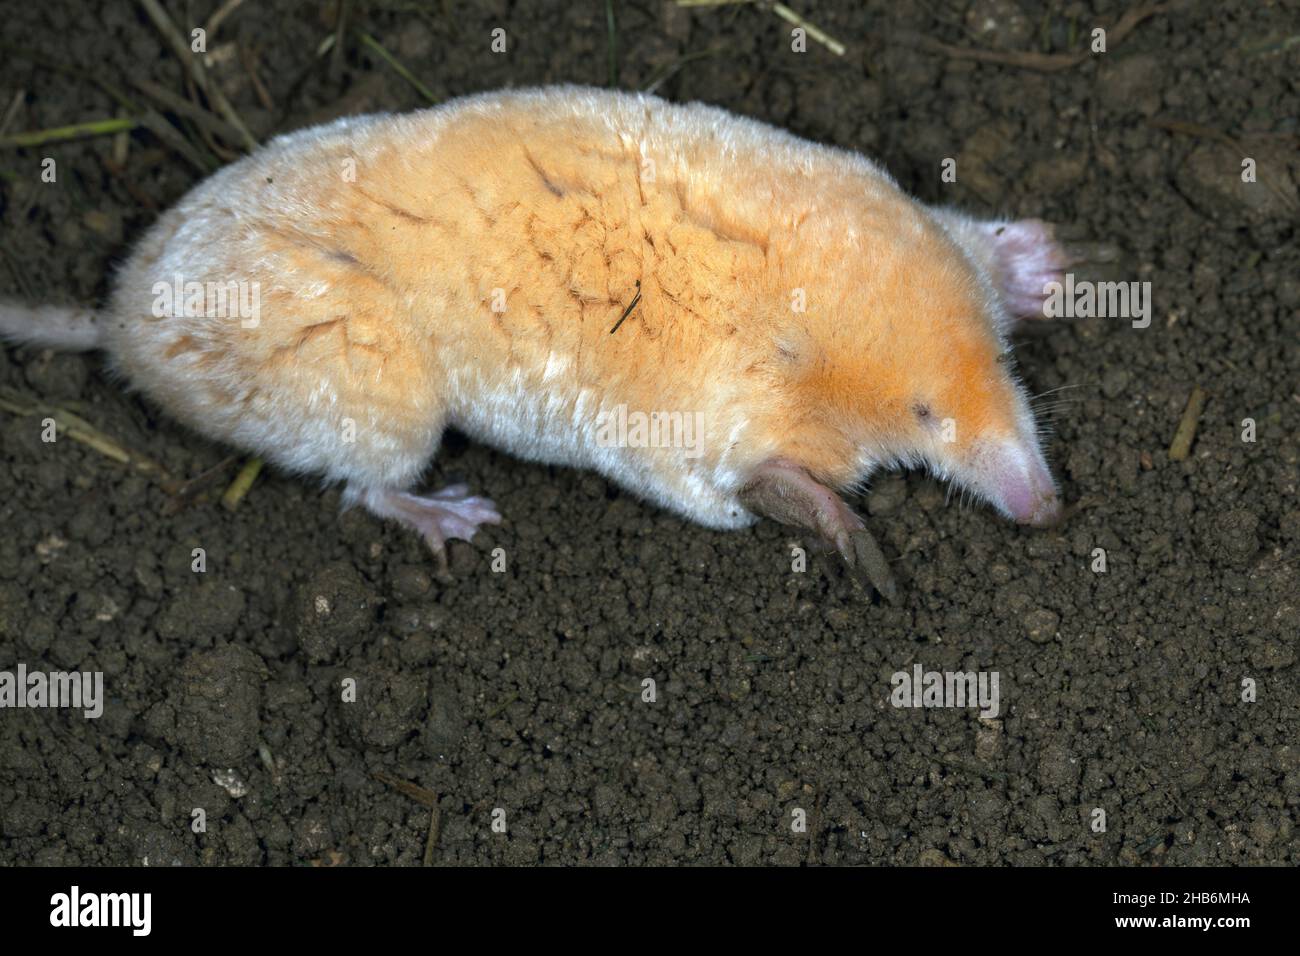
[349,484,502,573]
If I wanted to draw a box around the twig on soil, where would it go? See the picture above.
[905,0,1173,72]
[372,771,440,808]
[130,77,245,144]
[485,692,519,720]
[0,50,214,175]
[161,453,240,511]
[0,90,24,138]
[111,109,130,165]
[0,388,172,481]
[677,1,846,56]
[358,32,438,104]
[767,2,845,56]
[172,454,240,497]
[134,109,217,174]
[204,0,247,39]
[1239,32,1300,57]
[239,43,276,112]
[330,0,352,80]
[135,0,259,151]
[130,77,245,146]
[642,47,730,94]
[220,456,263,510]
[182,72,241,164]
[605,0,619,88]
[0,117,138,150]
[806,788,827,865]
[1167,385,1206,462]
[422,805,441,866]
[1147,116,1239,151]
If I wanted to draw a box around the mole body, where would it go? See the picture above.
[2,86,1077,581]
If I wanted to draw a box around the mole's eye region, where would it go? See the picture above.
[912,401,934,423]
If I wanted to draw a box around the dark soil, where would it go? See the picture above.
[1,0,1297,866]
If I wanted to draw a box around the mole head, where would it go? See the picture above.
[786,238,1062,527]
[886,319,1062,527]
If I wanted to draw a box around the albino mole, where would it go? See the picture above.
[1,86,1078,594]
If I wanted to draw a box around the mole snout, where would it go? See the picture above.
[981,439,1062,528]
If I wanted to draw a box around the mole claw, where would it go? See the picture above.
[738,459,899,602]
[843,528,898,603]
[429,543,453,583]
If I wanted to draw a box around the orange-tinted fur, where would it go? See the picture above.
[139,97,1008,490]
[84,87,1059,537]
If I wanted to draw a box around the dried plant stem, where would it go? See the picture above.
[909,0,1172,72]
[768,2,845,56]
[358,32,438,104]
[131,77,244,144]
[0,117,137,149]
[677,0,846,56]
[135,0,258,151]
[0,389,171,481]
[1168,386,1207,462]
[220,456,264,510]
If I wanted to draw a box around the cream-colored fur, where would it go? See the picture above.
[17,85,1060,530]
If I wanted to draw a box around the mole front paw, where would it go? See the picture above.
[737,458,898,602]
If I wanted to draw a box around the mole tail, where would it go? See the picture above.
[0,300,104,351]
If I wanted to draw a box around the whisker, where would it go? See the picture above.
[1033,404,1080,419]
[1029,383,1092,402]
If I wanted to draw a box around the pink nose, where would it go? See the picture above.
[985,441,1061,526]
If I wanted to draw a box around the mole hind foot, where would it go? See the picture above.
[349,484,502,576]
[738,460,897,602]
